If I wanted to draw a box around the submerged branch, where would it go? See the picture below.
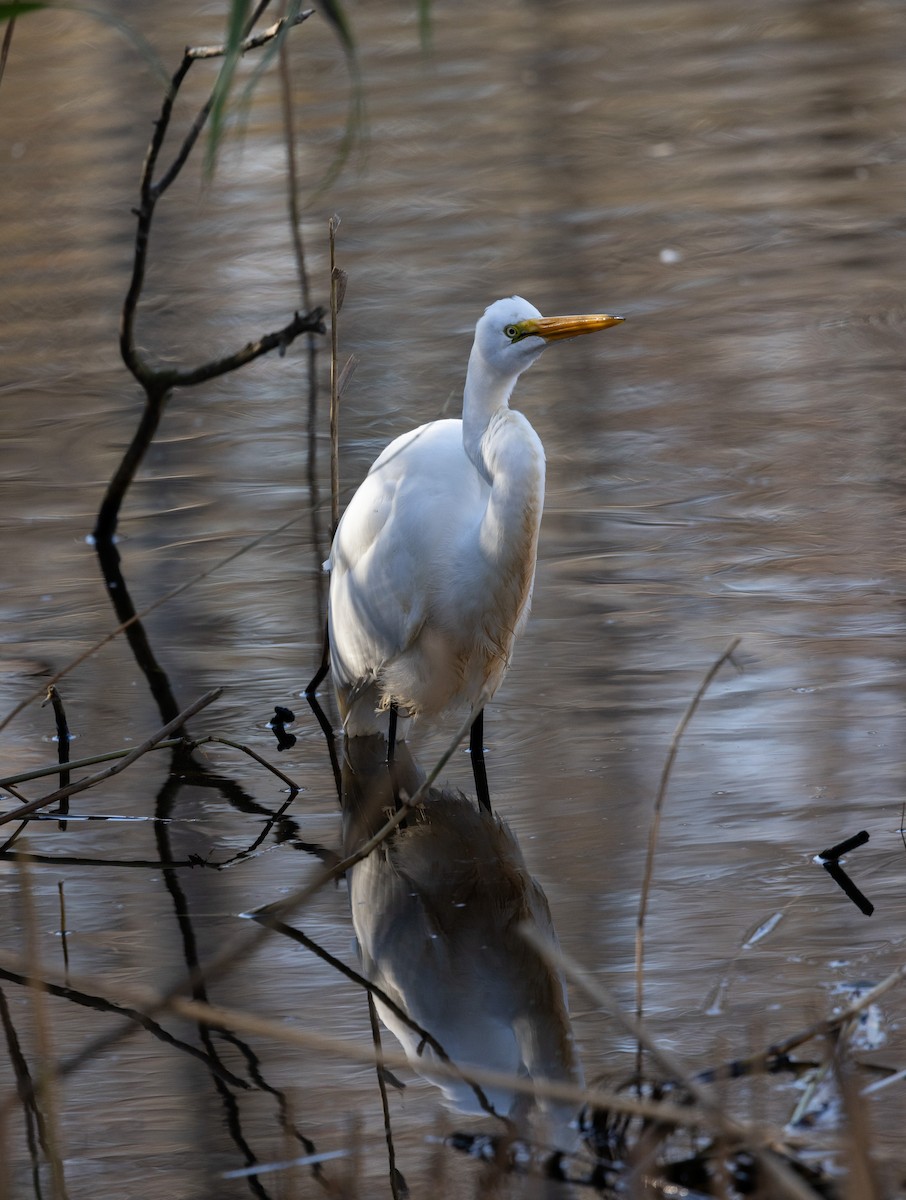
[0,690,222,827]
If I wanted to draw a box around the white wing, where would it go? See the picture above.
[327,418,487,727]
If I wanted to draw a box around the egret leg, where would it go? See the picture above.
[304,621,330,695]
[387,704,399,764]
[469,709,492,814]
[303,687,341,803]
[387,703,406,820]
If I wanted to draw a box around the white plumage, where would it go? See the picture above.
[326,296,624,748]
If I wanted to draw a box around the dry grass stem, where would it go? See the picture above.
[0,689,222,827]
[635,636,742,1052]
[0,949,730,1134]
[329,214,343,535]
[521,924,834,1200]
[15,857,68,1200]
[195,735,303,792]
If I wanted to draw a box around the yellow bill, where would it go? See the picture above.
[511,313,625,343]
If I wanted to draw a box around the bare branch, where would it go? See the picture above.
[110,6,324,548]
[0,690,221,827]
[186,10,314,62]
[167,307,326,390]
[197,735,302,793]
[0,951,729,1134]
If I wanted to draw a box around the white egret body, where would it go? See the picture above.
[326,297,624,750]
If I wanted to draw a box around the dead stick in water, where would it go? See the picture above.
[0,689,222,826]
[634,637,742,1075]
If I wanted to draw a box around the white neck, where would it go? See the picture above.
[456,344,546,675]
[462,343,519,482]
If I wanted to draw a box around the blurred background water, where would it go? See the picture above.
[1,1,905,1195]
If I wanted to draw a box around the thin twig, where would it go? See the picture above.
[56,883,69,984]
[0,741,185,789]
[0,951,739,1133]
[187,10,313,61]
[0,511,310,736]
[0,12,16,91]
[635,637,742,1061]
[367,993,405,1200]
[522,927,828,1200]
[749,965,906,1080]
[195,736,302,793]
[102,8,323,547]
[42,686,71,826]
[277,1,328,637]
[0,690,222,827]
[0,965,252,1091]
[0,983,47,1190]
[251,912,503,1121]
[159,308,327,391]
[277,13,311,310]
[16,855,69,1200]
[319,704,481,877]
[329,215,342,535]
[0,708,499,1136]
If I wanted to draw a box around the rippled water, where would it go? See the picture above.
[2,2,905,1196]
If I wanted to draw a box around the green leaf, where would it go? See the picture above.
[204,0,252,177]
[318,0,355,58]
[0,2,46,18]
[417,0,432,50]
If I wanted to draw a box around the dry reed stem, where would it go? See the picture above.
[329,214,342,536]
[831,1034,882,1200]
[0,689,222,826]
[0,950,726,1134]
[15,857,68,1200]
[1,708,496,1126]
[634,636,742,1057]
[366,993,405,1200]
[523,927,832,1200]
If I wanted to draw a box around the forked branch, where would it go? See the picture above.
[98,7,323,546]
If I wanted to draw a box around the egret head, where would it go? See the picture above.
[475,296,625,378]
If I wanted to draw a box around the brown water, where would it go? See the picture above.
[1,1,905,1196]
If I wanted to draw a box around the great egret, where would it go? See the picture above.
[326,296,624,809]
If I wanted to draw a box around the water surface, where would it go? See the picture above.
[1,2,904,1195]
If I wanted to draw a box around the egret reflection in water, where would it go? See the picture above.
[341,736,584,1149]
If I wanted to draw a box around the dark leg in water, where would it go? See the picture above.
[469,708,492,814]
[304,621,330,695]
[304,688,342,803]
[388,703,405,820]
[388,704,398,764]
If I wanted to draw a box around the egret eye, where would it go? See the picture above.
[504,324,521,342]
